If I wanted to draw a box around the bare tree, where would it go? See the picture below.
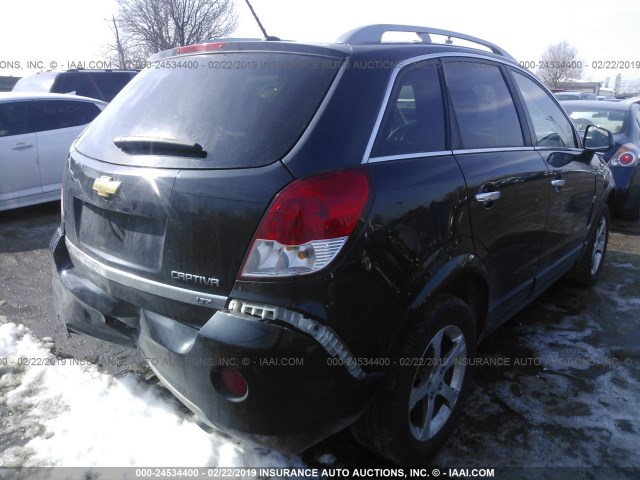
[111,15,127,69]
[107,0,237,68]
[536,41,584,89]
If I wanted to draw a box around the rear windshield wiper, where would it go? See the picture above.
[114,136,207,158]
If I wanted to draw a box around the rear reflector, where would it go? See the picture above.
[219,367,248,399]
[240,170,370,278]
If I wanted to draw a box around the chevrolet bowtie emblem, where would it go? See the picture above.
[92,176,122,198]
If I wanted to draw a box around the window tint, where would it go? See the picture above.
[444,61,523,149]
[0,102,30,137]
[560,103,627,138]
[371,61,446,157]
[31,100,101,132]
[54,72,137,102]
[76,53,342,169]
[512,72,578,148]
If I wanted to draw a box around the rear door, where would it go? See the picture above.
[0,100,40,206]
[364,58,467,309]
[442,59,550,323]
[31,99,104,194]
[509,70,595,287]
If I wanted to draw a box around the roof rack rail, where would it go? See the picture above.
[337,24,514,60]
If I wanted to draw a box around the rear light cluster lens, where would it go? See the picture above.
[618,153,635,166]
[240,170,370,278]
[609,144,637,167]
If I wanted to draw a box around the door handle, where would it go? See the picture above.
[12,143,34,151]
[474,191,501,202]
[551,179,566,187]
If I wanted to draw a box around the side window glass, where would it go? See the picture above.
[443,61,524,149]
[371,62,445,157]
[55,73,92,97]
[32,101,101,132]
[512,72,578,148]
[0,102,29,137]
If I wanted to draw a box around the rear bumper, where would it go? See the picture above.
[610,166,640,211]
[50,229,376,452]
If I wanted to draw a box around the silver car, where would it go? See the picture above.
[0,92,106,211]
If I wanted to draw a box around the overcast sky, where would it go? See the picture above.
[1,0,639,87]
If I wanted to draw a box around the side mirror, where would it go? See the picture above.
[583,125,613,152]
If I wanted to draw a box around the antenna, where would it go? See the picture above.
[244,0,278,40]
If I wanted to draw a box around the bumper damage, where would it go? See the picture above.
[50,229,377,453]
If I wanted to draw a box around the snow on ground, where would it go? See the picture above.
[0,318,303,469]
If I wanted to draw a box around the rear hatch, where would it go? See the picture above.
[63,43,347,322]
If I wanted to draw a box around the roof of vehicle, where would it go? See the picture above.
[150,24,518,66]
[20,69,138,75]
[621,95,640,104]
[559,99,634,111]
[0,91,108,104]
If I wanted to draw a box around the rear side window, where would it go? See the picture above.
[54,72,137,101]
[31,100,102,132]
[371,61,446,157]
[75,53,342,169]
[512,72,578,148]
[444,61,524,149]
[0,102,30,137]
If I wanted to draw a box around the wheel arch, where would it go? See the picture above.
[405,254,490,343]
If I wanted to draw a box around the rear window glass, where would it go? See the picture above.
[12,72,58,93]
[75,53,342,169]
[561,106,629,135]
[53,72,137,101]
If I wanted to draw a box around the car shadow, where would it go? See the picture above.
[611,218,640,237]
[0,201,60,253]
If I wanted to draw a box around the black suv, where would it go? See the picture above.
[51,25,615,464]
[12,69,138,102]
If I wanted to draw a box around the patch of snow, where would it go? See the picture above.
[0,322,303,470]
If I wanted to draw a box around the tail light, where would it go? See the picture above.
[240,170,370,278]
[609,144,637,167]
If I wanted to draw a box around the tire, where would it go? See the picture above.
[351,294,476,465]
[568,205,610,286]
